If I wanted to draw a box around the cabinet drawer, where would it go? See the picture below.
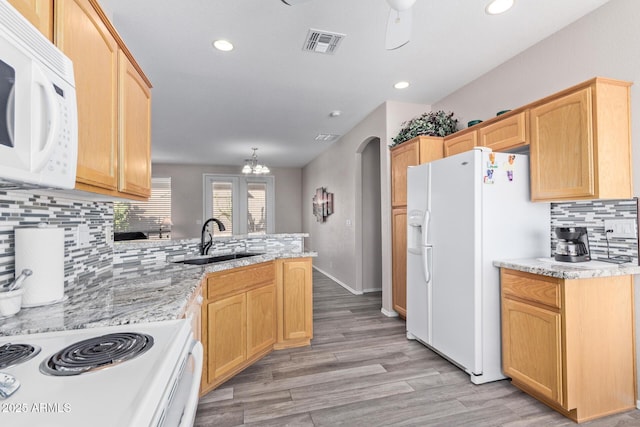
[501,270,561,309]
[208,262,275,300]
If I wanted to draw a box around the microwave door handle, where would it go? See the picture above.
[30,63,58,172]
[5,84,15,146]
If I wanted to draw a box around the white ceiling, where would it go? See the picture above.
[99,0,611,168]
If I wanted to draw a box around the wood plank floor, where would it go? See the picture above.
[194,270,640,426]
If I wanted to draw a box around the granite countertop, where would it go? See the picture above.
[494,257,640,279]
[0,251,316,337]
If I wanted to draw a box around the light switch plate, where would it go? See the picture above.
[604,219,637,238]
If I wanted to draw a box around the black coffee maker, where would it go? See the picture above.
[554,227,591,262]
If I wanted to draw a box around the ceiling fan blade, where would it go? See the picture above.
[281,0,313,5]
[385,8,412,50]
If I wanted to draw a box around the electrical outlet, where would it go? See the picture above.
[76,224,91,248]
[604,219,637,238]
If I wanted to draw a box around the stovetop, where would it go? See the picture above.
[0,319,191,427]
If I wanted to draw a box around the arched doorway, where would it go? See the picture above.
[355,137,382,295]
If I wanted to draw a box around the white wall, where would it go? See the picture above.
[431,0,640,398]
[303,100,430,313]
[152,164,302,238]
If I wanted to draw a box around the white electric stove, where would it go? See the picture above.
[0,319,203,427]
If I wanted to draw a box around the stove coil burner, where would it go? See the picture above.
[40,332,154,376]
[0,343,41,369]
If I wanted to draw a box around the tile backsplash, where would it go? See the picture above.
[0,190,113,288]
[1,188,637,290]
[551,198,639,263]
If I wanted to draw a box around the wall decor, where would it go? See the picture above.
[313,187,333,222]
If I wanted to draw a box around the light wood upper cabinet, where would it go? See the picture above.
[118,50,151,198]
[529,78,632,201]
[275,258,313,348]
[501,268,636,423]
[390,140,420,208]
[444,130,477,156]
[417,136,444,164]
[55,0,119,192]
[479,111,528,152]
[52,0,152,200]
[7,0,53,40]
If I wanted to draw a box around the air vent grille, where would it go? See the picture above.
[315,134,340,142]
[303,29,345,54]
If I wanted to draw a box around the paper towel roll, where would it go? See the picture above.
[15,224,65,307]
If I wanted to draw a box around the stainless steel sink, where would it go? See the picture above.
[173,252,264,265]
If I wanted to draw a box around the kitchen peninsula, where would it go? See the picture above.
[0,234,316,395]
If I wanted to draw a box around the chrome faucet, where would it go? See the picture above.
[200,218,226,255]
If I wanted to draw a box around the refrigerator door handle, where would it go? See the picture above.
[422,246,432,284]
[422,210,430,247]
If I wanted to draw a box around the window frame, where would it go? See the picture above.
[202,174,275,235]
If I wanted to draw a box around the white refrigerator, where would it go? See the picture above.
[406,147,550,384]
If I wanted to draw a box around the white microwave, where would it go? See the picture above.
[0,1,78,189]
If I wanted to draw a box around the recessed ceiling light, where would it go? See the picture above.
[485,0,514,15]
[213,39,234,51]
[394,81,410,89]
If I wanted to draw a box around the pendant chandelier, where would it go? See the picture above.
[242,148,270,175]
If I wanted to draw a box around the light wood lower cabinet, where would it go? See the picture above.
[200,258,313,395]
[208,292,247,382]
[501,269,636,423]
[275,258,313,349]
[246,284,277,357]
[391,207,407,317]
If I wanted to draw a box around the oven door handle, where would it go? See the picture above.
[179,340,203,427]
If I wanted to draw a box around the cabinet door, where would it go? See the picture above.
[246,284,276,358]
[444,131,478,156]
[390,140,419,207]
[502,297,563,406]
[207,293,246,382]
[391,207,407,318]
[277,259,313,343]
[418,136,444,163]
[118,50,151,198]
[479,111,528,152]
[530,88,594,200]
[55,0,118,191]
[8,0,53,40]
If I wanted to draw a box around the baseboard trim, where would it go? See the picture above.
[381,307,399,318]
[313,266,363,295]
[363,287,382,293]
[637,400,640,410]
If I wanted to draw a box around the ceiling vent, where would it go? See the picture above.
[303,29,345,54]
[315,134,340,142]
